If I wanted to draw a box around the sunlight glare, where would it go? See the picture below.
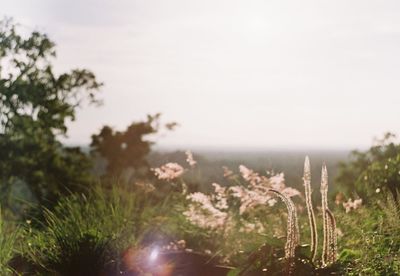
[149,247,159,262]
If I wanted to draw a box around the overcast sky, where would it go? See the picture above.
[3,0,400,150]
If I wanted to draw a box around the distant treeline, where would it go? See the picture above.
[148,149,350,195]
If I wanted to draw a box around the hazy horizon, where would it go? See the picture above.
[71,141,355,153]
[3,0,400,149]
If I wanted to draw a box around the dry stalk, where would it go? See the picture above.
[303,156,318,262]
[269,189,299,261]
[265,158,337,273]
[325,209,337,264]
[320,163,337,266]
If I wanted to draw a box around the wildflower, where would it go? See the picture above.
[270,173,285,190]
[211,183,229,209]
[215,196,228,210]
[267,198,278,206]
[229,185,246,199]
[152,162,184,181]
[239,165,262,186]
[229,169,298,214]
[222,166,234,178]
[376,188,381,193]
[281,187,301,198]
[185,191,229,229]
[181,182,188,194]
[342,198,363,213]
[183,204,227,230]
[354,198,362,208]
[229,186,273,214]
[185,150,197,167]
[212,182,226,194]
[187,192,210,206]
[184,164,299,234]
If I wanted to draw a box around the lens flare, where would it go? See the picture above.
[149,247,159,262]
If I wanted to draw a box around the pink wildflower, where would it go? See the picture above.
[229,185,273,214]
[229,186,246,198]
[212,182,226,194]
[152,162,184,181]
[230,169,299,214]
[281,187,301,198]
[187,192,211,206]
[222,166,234,178]
[183,203,227,230]
[269,173,285,190]
[342,198,362,213]
[185,150,197,167]
[239,165,262,186]
[212,183,228,210]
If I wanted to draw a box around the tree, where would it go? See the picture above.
[90,114,177,179]
[336,132,400,202]
[0,19,102,206]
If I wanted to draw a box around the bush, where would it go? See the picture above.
[336,132,400,201]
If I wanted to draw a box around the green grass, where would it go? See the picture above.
[24,186,161,275]
[0,209,19,275]
[2,182,400,275]
[334,194,400,275]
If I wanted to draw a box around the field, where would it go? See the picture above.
[2,16,400,275]
[3,143,400,275]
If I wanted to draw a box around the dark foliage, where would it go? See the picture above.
[90,113,177,179]
[0,18,102,206]
[231,243,344,276]
[336,132,400,201]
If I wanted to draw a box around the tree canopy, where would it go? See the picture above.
[0,19,102,206]
[90,113,177,179]
[336,132,400,201]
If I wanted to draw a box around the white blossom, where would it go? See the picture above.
[185,150,197,167]
[152,162,184,181]
[342,198,363,213]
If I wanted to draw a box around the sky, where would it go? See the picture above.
[2,0,400,150]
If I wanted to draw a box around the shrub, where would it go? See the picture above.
[336,132,400,201]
